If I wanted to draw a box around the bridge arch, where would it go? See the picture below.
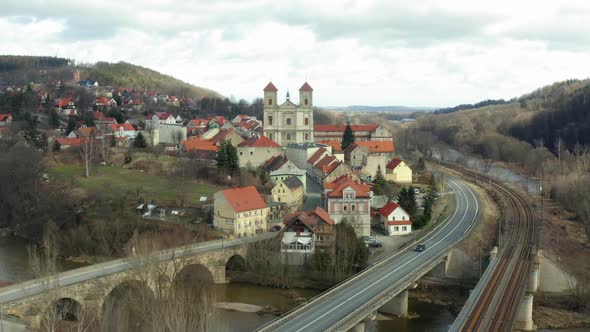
[226,254,246,272]
[173,263,214,288]
[52,297,82,321]
[102,279,155,332]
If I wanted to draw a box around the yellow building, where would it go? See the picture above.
[213,186,268,237]
[385,158,413,184]
[272,177,304,213]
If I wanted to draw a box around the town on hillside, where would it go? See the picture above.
[0,77,435,258]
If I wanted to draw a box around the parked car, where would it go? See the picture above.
[270,225,282,232]
[360,236,374,243]
[415,244,426,252]
[368,240,383,248]
[414,188,420,194]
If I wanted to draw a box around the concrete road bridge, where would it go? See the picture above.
[255,177,480,332]
[0,233,276,329]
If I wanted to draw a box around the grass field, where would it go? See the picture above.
[49,165,220,204]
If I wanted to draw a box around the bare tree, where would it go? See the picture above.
[80,134,97,177]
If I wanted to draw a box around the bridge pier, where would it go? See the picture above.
[378,289,408,317]
[514,294,535,331]
[528,250,542,293]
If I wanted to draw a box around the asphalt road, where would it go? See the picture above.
[259,177,479,332]
[0,233,276,306]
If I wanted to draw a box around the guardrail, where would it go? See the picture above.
[0,232,277,304]
[256,179,470,331]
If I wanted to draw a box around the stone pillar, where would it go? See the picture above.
[528,250,542,292]
[210,265,227,284]
[348,321,365,332]
[378,290,408,317]
[514,294,535,331]
[426,257,448,278]
[490,246,498,259]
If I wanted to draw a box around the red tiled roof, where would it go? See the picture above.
[154,112,172,120]
[0,113,12,122]
[95,96,111,104]
[326,176,372,198]
[380,200,400,217]
[314,124,379,132]
[110,123,135,131]
[386,158,403,170]
[101,117,117,123]
[210,128,238,144]
[356,140,395,153]
[263,81,278,92]
[283,207,335,229]
[299,82,313,92]
[92,111,104,120]
[307,147,328,165]
[238,135,280,148]
[55,137,83,146]
[314,155,338,172]
[223,186,267,213]
[189,119,209,127]
[55,98,73,108]
[182,137,219,152]
[318,140,343,152]
[262,155,288,172]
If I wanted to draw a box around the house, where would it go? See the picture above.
[147,112,176,128]
[306,147,331,173]
[324,175,373,237]
[78,80,99,88]
[0,113,13,126]
[95,96,115,108]
[110,123,136,139]
[268,159,307,191]
[207,116,227,128]
[281,207,335,264]
[380,200,412,236]
[272,177,304,212]
[213,186,268,237]
[209,128,244,147]
[285,142,332,170]
[237,135,282,168]
[54,137,83,149]
[314,124,392,142]
[268,201,288,224]
[344,143,369,169]
[385,158,413,184]
[311,155,340,183]
[54,98,77,116]
[181,136,219,153]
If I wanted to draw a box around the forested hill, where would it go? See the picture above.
[81,61,221,99]
[0,55,221,99]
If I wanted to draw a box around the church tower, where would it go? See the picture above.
[299,82,313,108]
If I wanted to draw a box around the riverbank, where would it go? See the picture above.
[534,293,590,329]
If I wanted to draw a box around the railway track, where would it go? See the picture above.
[430,159,535,331]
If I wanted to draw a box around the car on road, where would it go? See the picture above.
[360,236,374,243]
[270,225,282,232]
[415,244,426,252]
[368,240,383,248]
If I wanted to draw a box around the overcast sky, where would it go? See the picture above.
[2,0,590,107]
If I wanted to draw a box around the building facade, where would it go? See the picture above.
[380,200,412,236]
[237,135,282,168]
[324,175,373,237]
[272,177,304,213]
[385,158,413,184]
[213,186,268,237]
[263,82,314,146]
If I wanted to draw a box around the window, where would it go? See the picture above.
[305,133,309,140]
[352,205,355,211]
[402,216,405,220]
[268,116,272,125]
[240,152,243,156]
[305,117,309,125]
[394,226,399,231]
[287,118,291,125]
[304,98,309,105]
[250,151,253,155]
[287,133,291,140]
[402,226,407,231]
[344,205,347,211]
[269,133,273,140]
[268,98,273,106]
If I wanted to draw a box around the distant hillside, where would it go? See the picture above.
[0,55,71,72]
[327,105,435,113]
[80,61,220,99]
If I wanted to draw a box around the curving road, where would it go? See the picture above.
[257,177,480,332]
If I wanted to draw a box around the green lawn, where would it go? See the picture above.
[49,165,220,204]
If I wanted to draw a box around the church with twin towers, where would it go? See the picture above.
[263,81,314,146]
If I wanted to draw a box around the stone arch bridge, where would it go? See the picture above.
[0,233,276,329]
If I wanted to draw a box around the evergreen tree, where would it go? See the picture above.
[66,117,76,135]
[23,113,43,149]
[416,157,426,173]
[134,132,147,148]
[340,121,356,151]
[49,109,60,129]
[373,165,386,195]
[396,187,417,218]
[215,140,228,171]
[53,140,61,152]
[216,140,240,175]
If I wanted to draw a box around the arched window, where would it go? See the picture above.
[287,118,291,125]
[304,98,309,105]
[268,98,273,106]
[286,133,291,140]
[268,116,272,125]
[304,118,309,125]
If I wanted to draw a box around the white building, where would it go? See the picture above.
[379,200,412,236]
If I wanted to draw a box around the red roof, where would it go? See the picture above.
[283,207,335,229]
[356,140,395,153]
[238,135,280,148]
[182,137,219,152]
[95,96,111,104]
[110,123,135,132]
[386,158,403,170]
[263,81,278,92]
[92,111,104,120]
[317,140,343,152]
[153,112,172,120]
[190,119,209,127]
[326,176,372,198]
[56,98,73,108]
[299,82,313,92]
[210,128,238,144]
[307,147,328,165]
[0,113,12,122]
[380,200,400,217]
[314,124,379,132]
[223,186,267,212]
[314,155,338,172]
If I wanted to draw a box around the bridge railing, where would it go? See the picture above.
[255,181,463,331]
[0,232,278,304]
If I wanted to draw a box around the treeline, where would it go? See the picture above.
[0,55,71,72]
[511,82,590,153]
[434,99,509,114]
[83,61,219,99]
[197,96,263,120]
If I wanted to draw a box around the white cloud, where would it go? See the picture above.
[1,1,590,106]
